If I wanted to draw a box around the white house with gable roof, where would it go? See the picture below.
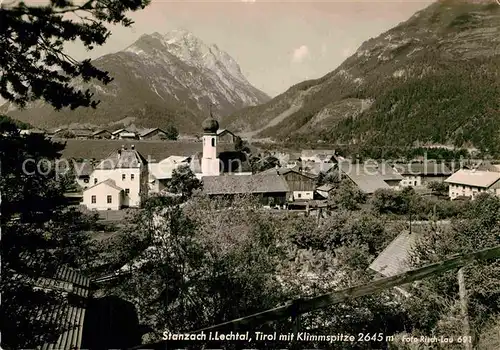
[445,169,500,200]
[83,145,148,209]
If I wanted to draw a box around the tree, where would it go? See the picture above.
[400,193,500,346]
[329,178,366,211]
[427,180,449,195]
[250,155,280,173]
[61,130,76,139]
[164,125,179,140]
[0,118,99,348]
[316,169,341,187]
[1,0,150,110]
[167,164,201,199]
[102,195,291,345]
[0,114,32,130]
[370,188,416,215]
[235,136,251,154]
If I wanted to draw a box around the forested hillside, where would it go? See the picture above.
[225,0,500,154]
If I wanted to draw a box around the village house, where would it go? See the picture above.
[300,149,337,163]
[70,129,94,140]
[337,161,403,194]
[261,167,317,201]
[304,161,336,176]
[216,128,238,143]
[316,183,335,199]
[148,156,191,193]
[112,129,138,140]
[285,153,302,168]
[92,129,112,139]
[139,128,168,140]
[47,127,65,138]
[445,169,500,200]
[394,162,452,187]
[202,174,291,207]
[375,163,404,189]
[20,129,46,136]
[82,145,148,210]
[118,132,139,140]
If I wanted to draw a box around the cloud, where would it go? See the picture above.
[291,45,310,63]
[241,0,256,3]
[320,43,327,57]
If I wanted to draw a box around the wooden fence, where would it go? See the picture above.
[129,244,500,350]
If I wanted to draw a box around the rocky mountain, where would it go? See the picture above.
[225,0,500,154]
[1,30,270,132]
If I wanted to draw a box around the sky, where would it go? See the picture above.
[16,0,436,97]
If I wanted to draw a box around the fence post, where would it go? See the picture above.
[457,267,472,350]
[291,299,302,350]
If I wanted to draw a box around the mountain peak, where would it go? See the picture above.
[125,30,249,85]
[163,28,195,41]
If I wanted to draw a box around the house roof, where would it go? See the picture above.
[94,148,148,170]
[203,174,290,195]
[119,132,137,138]
[70,129,93,137]
[261,167,316,179]
[474,162,500,172]
[368,231,418,277]
[111,128,128,135]
[445,169,500,188]
[74,162,93,177]
[338,162,391,194]
[148,157,190,180]
[366,163,403,181]
[139,128,166,137]
[216,128,236,137]
[14,256,91,350]
[85,179,123,192]
[92,129,111,136]
[317,184,335,192]
[304,162,335,175]
[394,162,452,176]
[161,155,190,164]
[257,167,278,175]
[301,149,335,158]
[47,127,65,134]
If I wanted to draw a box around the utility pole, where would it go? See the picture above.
[457,267,472,350]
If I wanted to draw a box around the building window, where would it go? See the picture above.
[125,188,130,195]
[131,174,135,180]
[107,195,112,203]
[211,138,215,147]
[297,193,302,198]
[94,178,98,184]
[91,195,96,204]
[122,174,126,180]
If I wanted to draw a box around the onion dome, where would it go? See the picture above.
[202,118,219,134]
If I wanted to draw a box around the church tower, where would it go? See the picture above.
[201,111,220,177]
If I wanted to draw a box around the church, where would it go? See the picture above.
[190,116,252,178]
[195,116,290,206]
